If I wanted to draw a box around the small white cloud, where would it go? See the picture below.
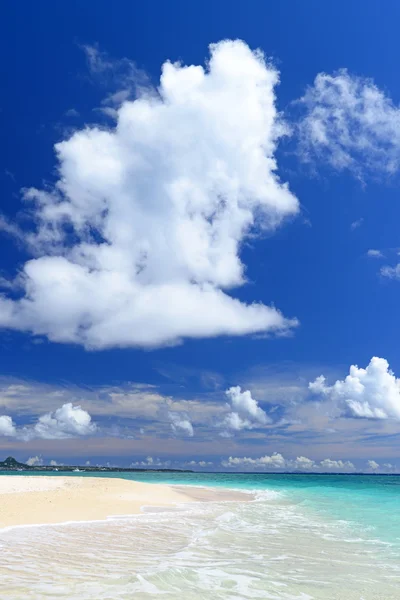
[308,374,329,395]
[26,456,43,466]
[383,463,395,471]
[131,456,171,468]
[222,453,286,470]
[83,44,113,75]
[65,108,80,118]
[350,218,363,231]
[186,460,213,468]
[367,460,379,470]
[293,456,315,470]
[381,264,400,279]
[221,386,271,433]
[309,357,400,420]
[367,249,384,258]
[320,458,355,471]
[297,69,400,177]
[168,412,194,437]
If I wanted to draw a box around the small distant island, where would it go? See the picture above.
[0,456,193,473]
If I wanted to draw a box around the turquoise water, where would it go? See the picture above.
[1,471,400,599]
[116,471,400,547]
[2,471,400,546]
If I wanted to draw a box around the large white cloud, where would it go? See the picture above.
[0,40,299,349]
[297,69,400,177]
[220,385,271,432]
[0,403,97,440]
[309,357,400,420]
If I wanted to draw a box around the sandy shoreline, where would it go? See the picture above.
[0,475,250,529]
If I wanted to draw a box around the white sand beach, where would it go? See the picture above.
[0,475,249,528]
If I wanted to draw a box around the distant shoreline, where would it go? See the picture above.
[0,458,398,476]
[0,456,193,474]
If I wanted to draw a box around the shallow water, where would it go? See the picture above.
[0,473,399,599]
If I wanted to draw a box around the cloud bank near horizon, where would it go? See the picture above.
[221,453,396,473]
[1,356,400,469]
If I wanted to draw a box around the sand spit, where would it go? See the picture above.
[0,476,250,528]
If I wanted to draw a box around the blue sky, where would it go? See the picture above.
[1,1,400,471]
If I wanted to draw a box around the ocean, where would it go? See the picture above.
[1,472,399,599]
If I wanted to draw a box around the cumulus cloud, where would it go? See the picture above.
[0,376,228,441]
[0,40,299,350]
[367,459,379,470]
[26,456,43,466]
[319,458,355,471]
[222,452,286,469]
[292,456,315,470]
[221,386,271,432]
[0,415,17,437]
[0,403,97,441]
[381,263,400,279]
[168,411,194,437]
[297,69,400,178]
[309,357,400,420]
[379,250,400,280]
[30,403,97,440]
[222,453,355,472]
[131,456,171,468]
[186,460,213,468]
